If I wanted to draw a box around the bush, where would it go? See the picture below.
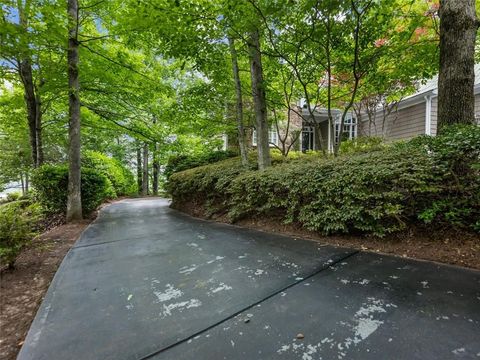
[169,125,480,235]
[32,164,116,215]
[410,125,480,229]
[6,192,21,202]
[168,156,249,215]
[340,136,384,154]
[165,150,237,179]
[0,200,42,269]
[82,151,136,196]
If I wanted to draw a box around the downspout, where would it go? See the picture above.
[424,94,432,135]
[327,120,331,153]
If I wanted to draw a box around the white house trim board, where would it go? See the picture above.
[252,128,279,147]
[424,95,432,135]
[327,120,332,153]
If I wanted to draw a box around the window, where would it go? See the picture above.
[252,127,278,146]
[301,126,314,152]
[334,115,357,144]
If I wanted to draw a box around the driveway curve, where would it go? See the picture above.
[18,198,480,360]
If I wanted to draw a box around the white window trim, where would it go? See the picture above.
[252,127,278,147]
[334,114,357,144]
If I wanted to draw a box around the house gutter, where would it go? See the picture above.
[424,94,432,135]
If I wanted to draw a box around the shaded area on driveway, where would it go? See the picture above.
[18,199,480,360]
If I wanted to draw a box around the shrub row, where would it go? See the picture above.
[1,153,134,268]
[82,150,136,196]
[164,150,238,179]
[168,125,480,235]
[32,165,116,215]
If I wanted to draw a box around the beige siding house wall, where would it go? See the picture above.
[359,64,480,142]
[358,91,480,142]
[388,103,426,140]
[359,102,426,141]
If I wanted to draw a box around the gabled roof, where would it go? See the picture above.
[403,63,480,101]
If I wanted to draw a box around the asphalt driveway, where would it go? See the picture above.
[18,199,480,360]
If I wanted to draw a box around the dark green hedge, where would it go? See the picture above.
[82,151,136,196]
[168,125,480,236]
[32,165,116,215]
[164,150,237,179]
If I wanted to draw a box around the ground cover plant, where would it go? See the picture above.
[169,125,480,236]
[0,200,42,269]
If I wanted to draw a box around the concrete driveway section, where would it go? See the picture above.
[162,252,480,360]
[18,199,480,360]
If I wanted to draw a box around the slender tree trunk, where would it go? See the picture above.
[438,0,478,131]
[152,143,159,195]
[18,59,38,167]
[333,1,363,157]
[35,84,44,166]
[25,172,29,194]
[66,0,82,222]
[152,116,159,195]
[142,143,149,196]
[228,35,248,167]
[248,29,271,170]
[16,3,43,168]
[20,174,25,196]
[136,145,143,194]
[326,14,334,154]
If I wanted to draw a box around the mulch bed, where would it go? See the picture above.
[0,221,90,360]
[173,202,480,271]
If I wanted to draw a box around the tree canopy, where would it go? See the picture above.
[1,0,475,219]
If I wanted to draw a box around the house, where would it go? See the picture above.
[248,66,480,152]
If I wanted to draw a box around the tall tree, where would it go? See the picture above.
[248,28,271,170]
[136,144,143,193]
[142,142,149,196]
[66,0,82,222]
[438,0,478,131]
[2,1,49,168]
[152,116,159,195]
[228,35,248,167]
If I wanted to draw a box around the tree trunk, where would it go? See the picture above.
[66,0,82,222]
[17,3,43,168]
[18,59,38,167]
[228,35,248,167]
[142,143,149,196]
[152,143,159,195]
[137,146,143,194]
[333,2,363,157]
[20,174,25,196]
[152,117,159,195]
[248,29,271,170]
[438,0,478,131]
[25,172,29,194]
[35,85,44,166]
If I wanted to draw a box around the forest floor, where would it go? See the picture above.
[0,218,93,360]
[176,203,480,270]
